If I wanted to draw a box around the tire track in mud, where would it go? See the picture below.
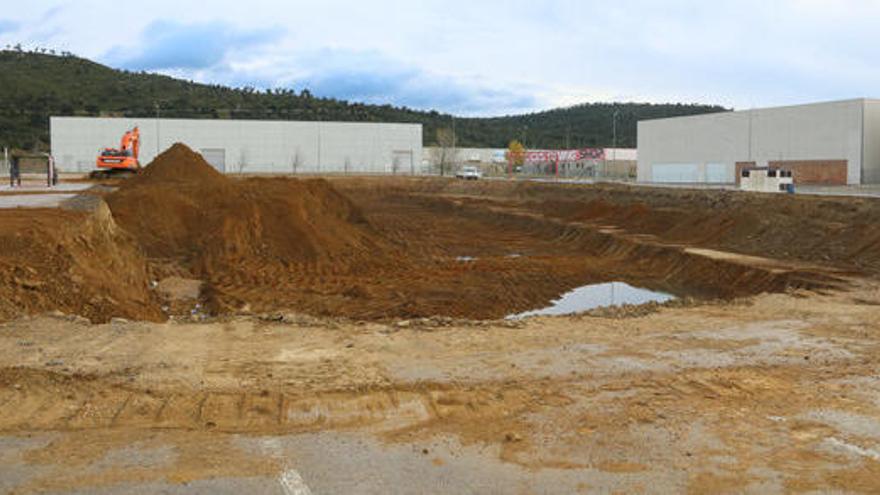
[0,368,508,434]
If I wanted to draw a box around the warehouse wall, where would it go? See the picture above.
[638,99,867,185]
[50,117,423,174]
[864,100,880,184]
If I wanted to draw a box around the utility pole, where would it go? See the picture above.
[317,121,322,173]
[611,108,620,181]
[154,101,161,157]
[452,115,457,171]
[748,108,754,163]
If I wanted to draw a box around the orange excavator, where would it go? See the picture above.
[90,127,141,179]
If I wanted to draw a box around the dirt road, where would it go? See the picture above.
[1,283,879,493]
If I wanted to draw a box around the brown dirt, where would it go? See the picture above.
[3,171,880,492]
[0,202,161,323]
[106,144,394,316]
[0,164,873,323]
[1,285,879,492]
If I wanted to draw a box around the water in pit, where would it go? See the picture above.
[508,282,675,319]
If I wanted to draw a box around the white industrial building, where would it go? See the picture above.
[638,99,880,185]
[50,117,423,174]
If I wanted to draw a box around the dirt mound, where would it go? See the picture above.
[125,143,227,188]
[106,143,394,313]
[0,202,163,323]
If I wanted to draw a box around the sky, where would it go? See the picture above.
[2,0,880,116]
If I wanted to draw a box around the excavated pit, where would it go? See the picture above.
[0,145,863,323]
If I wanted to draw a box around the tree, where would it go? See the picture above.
[434,127,457,176]
[237,148,249,173]
[506,140,526,168]
[290,148,302,174]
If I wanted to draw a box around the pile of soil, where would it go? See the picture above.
[0,203,162,323]
[125,143,227,188]
[106,143,393,313]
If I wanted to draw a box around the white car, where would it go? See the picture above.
[455,166,482,180]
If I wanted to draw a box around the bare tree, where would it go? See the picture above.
[434,127,457,176]
[237,148,249,174]
[290,148,301,174]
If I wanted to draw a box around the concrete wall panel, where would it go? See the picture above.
[864,100,880,184]
[50,117,422,175]
[638,99,867,185]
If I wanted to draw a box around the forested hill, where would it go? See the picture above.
[0,49,727,151]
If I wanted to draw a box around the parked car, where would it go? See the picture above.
[455,166,483,180]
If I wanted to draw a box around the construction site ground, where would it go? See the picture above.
[1,154,880,493]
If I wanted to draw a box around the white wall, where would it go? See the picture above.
[638,99,867,185]
[50,117,423,174]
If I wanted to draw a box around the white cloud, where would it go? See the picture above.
[2,0,880,114]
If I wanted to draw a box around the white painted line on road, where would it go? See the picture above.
[279,468,313,495]
[260,438,314,495]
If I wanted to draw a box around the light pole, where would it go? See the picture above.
[748,108,754,163]
[154,101,161,157]
[610,109,620,181]
[452,115,457,172]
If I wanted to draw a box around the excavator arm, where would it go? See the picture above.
[120,127,140,161]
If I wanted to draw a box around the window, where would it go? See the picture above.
[768,170,777,178]
[779,184,787,191]
[742,170,751,178]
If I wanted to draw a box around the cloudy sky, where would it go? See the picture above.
[2,0,879,116]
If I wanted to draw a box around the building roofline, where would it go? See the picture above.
[49,116,422,127]
[639,98,878,124]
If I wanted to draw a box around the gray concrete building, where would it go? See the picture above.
[638,99,880,185]
[50,117,423,174]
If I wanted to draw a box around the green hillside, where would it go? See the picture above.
[0,49,727,151]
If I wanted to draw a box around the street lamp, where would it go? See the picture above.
[452,115,456,171]
[610,109,620,181]
[154,101,161,157]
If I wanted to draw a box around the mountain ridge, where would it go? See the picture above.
[0,49,728,151]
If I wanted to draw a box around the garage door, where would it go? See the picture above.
[200,148,226,173]
[651,163,700,183]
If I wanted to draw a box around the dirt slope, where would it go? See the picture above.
[0,202,162,322]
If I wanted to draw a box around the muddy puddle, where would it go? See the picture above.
[508,282,675,319]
